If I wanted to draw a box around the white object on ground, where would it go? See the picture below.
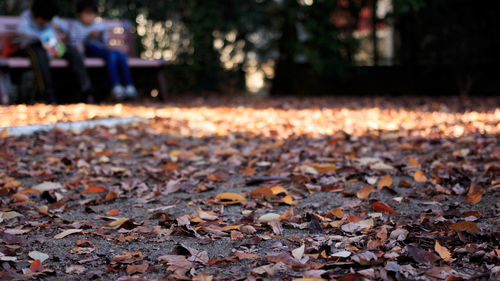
[1,117,145,137]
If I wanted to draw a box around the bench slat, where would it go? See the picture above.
[0,58,168,69]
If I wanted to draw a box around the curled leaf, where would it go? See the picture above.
[215,193,247,204]
[357,185,374,199]
[372,202,397,214]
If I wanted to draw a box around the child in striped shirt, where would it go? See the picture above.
[70,0,138,100]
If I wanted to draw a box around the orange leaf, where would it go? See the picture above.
[0,128,7,138]
[466,193,482,204]
[408,156,419,167]
[329,208,344,219]
[434,241,452,262]
[106,209,120,216]
[215,193,247,204]
[82,185,106,194]
[126,264,148,275]
[250,187,275,199]
[241,166,256,176]
[270,186,288,196]
[30,260,44,272]
[282,195,296,205]
[414,171,427,182]
[357,185,374,199]
[104,191,118,202]
[372,202,398,214]
[377,175,392,190]
[449,221,480,234]
[311,163,338,173]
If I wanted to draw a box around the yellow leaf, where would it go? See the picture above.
[408,156,419,167]
[270,186,288,196]
[282,195,296,205]
[377,174,392,190]
[414,170,427,182]
[215,193,247,204]
[109,217,129,227]
[357,185,375,199]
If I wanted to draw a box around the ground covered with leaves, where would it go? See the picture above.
[0,96,499,281]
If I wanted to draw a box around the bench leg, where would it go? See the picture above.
[157,69,168,102]
[0,70,9,105]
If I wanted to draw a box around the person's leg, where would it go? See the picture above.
[23,42,56,103]
[115,51,134,87]
[85,44,121,88]
[63,45,91,102]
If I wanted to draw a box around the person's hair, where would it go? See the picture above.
[31,0,60,21]
[76,0,98,14]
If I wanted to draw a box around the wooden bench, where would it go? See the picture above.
[0,16,168,104]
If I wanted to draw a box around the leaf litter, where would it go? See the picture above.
[0,96,499,280]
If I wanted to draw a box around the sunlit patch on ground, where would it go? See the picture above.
[1,97,499,138]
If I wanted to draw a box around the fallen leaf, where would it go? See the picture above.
[54,229,83,239]
[33,182,62,192]
[104,191,118,202]
[258,213,281,223]
[311,163,338,173]
[282,195,296,205]
[215,193,247,204]
[0,128,7,138]
[292,244,305,261]
[106,209,120,216]
[377,175,392,190]
[406,245,440,264]
[251,187,275,199]
[466,193,482,204]
[408,156,419,167]
[270,186,288,196]
[126,264,149,275]
[372,202,397,214]
[357,185,374,199]
[449,221,480,234]
[435,241,452,262]
[292,279,327,281]
[82,185,106,194]
[414,171,427,182]
[109,217,130,228]
[30,260,44,272]
[65,265,86,274]
[28,251,49,263]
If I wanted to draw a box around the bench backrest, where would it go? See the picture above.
[0,16,137,57]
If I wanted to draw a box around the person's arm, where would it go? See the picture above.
[16,11,41,42]
[52,17,69,34]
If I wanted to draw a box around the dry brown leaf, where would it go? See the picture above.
[109,217,129,227]
[357,185,375,199]
[449,221,480,234]
[250,187,276,199]
[414,171,427,182]
[434,241,452,262]
[54,229,83,239]
[311,163,338,173]
[466,193,482,204]
[126,264,148,275]
[270,186,288,196]
[377,175,393,190]
[215,193,247,204]
[282,195,297,205]
[82,185,106,194]
[106,209,120,216]
[408,156,420,167]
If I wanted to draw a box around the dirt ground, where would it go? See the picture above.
[0,96,499,280]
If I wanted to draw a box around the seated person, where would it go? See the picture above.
[17,0,91,103]
[70,0,138,100]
